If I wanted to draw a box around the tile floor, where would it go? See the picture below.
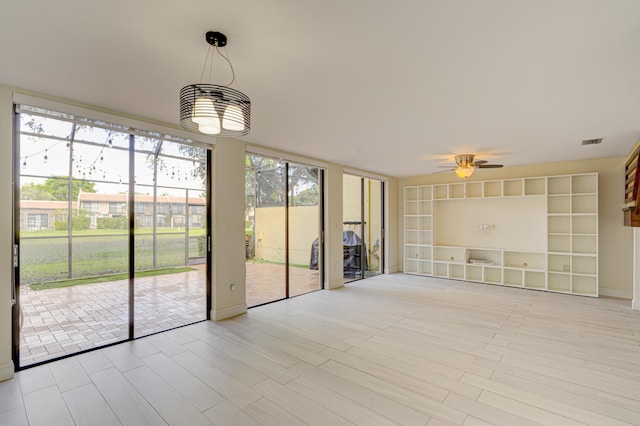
[2,274,640,425]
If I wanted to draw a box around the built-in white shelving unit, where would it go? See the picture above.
[403,185,433,275]
[403,173,598,297]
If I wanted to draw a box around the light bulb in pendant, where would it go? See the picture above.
[192,97,221,134]
[222,104,245,131]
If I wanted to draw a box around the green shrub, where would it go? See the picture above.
[97,216,128,229]
[197,235,206,256]
[54,215,91,231]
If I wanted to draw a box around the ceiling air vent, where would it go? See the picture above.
[581,138,603,146]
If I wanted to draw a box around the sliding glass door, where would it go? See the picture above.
[13,104,210,368]
[245,154,323,307]
[133,137,208,338]
[342,174,384,283]
[288,163,322,297]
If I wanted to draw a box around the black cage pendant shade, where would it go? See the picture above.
[180,31,251,137]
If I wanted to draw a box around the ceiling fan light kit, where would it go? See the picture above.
[455,165,475,178]
[179,31,251,137]
[438,154,504,179]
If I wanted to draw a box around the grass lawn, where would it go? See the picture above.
[19,230,205,284]
[28,267,197,291]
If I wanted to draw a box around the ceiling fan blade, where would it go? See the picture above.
[436,165,456,168]
[477,164,503,168]
[473,160,488,166]
[432,169,454,174]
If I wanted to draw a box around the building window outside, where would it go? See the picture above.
[171,203,185,214]
[82,201,99,213]
[27,213,48,230]
[109,202,125,214]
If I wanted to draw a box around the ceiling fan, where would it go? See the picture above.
[437,154,503,178]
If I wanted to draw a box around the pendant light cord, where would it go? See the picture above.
[198,44,236,87]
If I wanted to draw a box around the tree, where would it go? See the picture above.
[35,176,96,201]
[20,182,54,200]
[292,186,319,206]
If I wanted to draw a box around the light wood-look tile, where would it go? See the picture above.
[90,367,167,425]
[23,385,74,426]
[173,350,262,408]
[243,397,307,426]
[48,357,91,392]
[141,352,225,412]
[62,383,120,426]
[123,365,209,425]
[2,273,640,426]
[254,378,354,425]
[203,400,261,426]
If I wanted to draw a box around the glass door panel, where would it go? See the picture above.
[364,178,383,277]
[343,174,364,283]
[288,164,322,297]
[17,114,129,366]
[343,174,384,283]
[133,138,207,338]
[245,154,286,307]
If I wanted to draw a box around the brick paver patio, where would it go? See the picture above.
[18,263,320,366]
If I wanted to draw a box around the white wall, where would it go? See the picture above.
[211,138,248,320]
[325,163,345,289]
[386,177,400,274]
[0,86,14,380]
[399,157,634,299]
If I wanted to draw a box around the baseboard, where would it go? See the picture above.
[385,265,401,274]
[211,304,247,321]
[0,361,14,382]
[633,298,640,311]
[327,281,344,290]
[599,288,632,300]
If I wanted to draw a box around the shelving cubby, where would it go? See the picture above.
[483,181,502,197]
[467,248,501,266]
[433,246,465,263]
[524,177,546,196]
[433,262,448,278]
[466,265,483,282]
[548,273,571,292]
[404,201,419,215]
[433,185,448,200]
[503,251,545,270]
[524,271,546,289]
[404,258,418,274]
[484,267,502,284]
[450,264,465,280]
[503,179,523,196]
[548,176,571,195]
[548,254,571,273]
[503,268,524,287]
[466,182,483,198]
[418,261,432,275]
[449,183,465,199]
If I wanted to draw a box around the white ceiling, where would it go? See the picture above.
[1,0,639,177]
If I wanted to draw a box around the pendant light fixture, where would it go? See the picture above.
[180,31,251,136]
